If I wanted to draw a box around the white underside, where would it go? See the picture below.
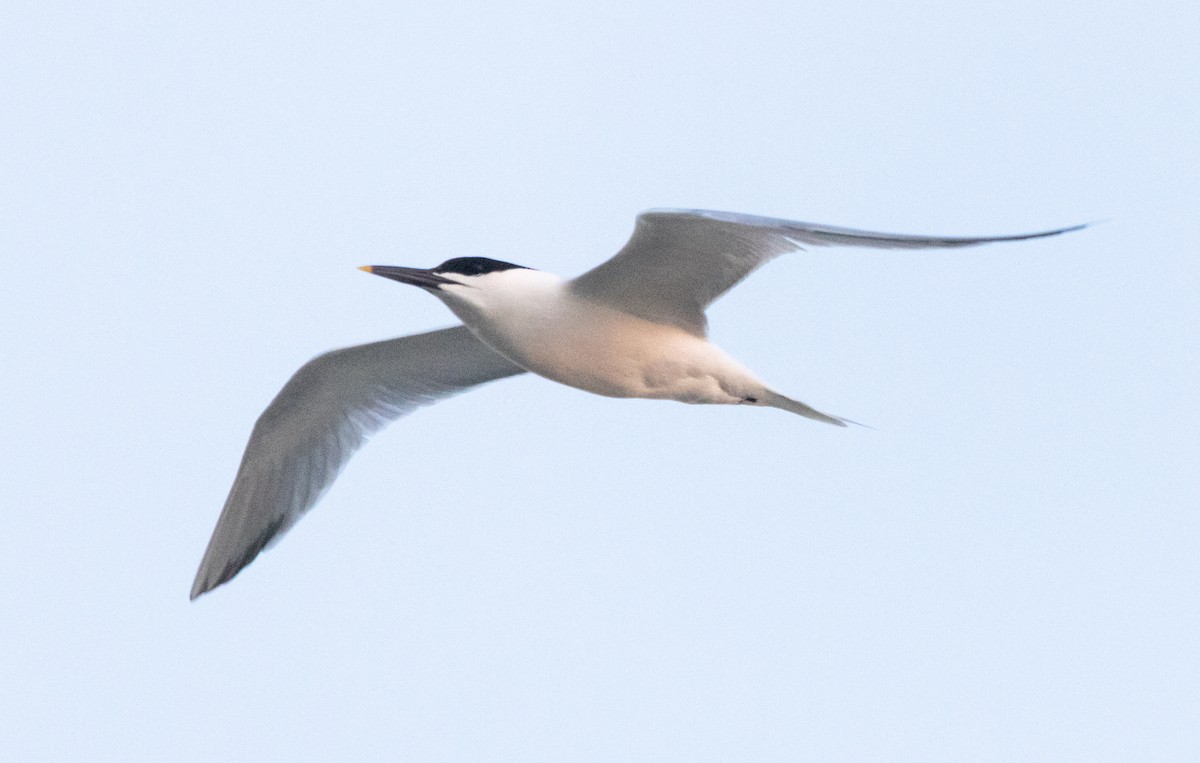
[438,273,767,405]
[433,269,846,425]
[472,296,765,405]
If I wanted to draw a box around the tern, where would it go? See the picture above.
[190,208,1082,598]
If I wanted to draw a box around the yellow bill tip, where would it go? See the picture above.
[357,265,374,273]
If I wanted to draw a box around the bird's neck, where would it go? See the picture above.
[436,269,566,333]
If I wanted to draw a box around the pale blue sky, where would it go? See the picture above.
[2,1,1197,760]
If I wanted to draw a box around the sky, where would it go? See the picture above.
[2,1,1198,760]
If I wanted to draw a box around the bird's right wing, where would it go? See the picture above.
[570,209,1085,335]
[190,326,524,599]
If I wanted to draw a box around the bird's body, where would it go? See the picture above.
[438,268,766,406]
[190,208,1085,599]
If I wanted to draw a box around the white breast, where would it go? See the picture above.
[434,269,766,404]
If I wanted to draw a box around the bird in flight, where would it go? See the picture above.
[191,208,1083,598]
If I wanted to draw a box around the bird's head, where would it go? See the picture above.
[359,256,549,321]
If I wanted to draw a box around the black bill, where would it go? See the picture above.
[359,265,458,289]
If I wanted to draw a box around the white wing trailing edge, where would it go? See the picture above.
[570,209,1086,336]
[190,326,524,599]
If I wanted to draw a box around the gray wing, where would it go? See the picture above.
[570,209,1085,335]
[190,326,524,599]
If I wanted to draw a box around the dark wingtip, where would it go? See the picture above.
[841,417,875,430]
[1045,222,1091,237]
[189,575,219,601]
[970,221,1090,245]
[189,567,235,601]
[190,513,287,601]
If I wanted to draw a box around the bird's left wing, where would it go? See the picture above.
[570,209,1085,335]
[190,326,524,599]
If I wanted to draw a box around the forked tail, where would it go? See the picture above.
[761,390,854,428]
